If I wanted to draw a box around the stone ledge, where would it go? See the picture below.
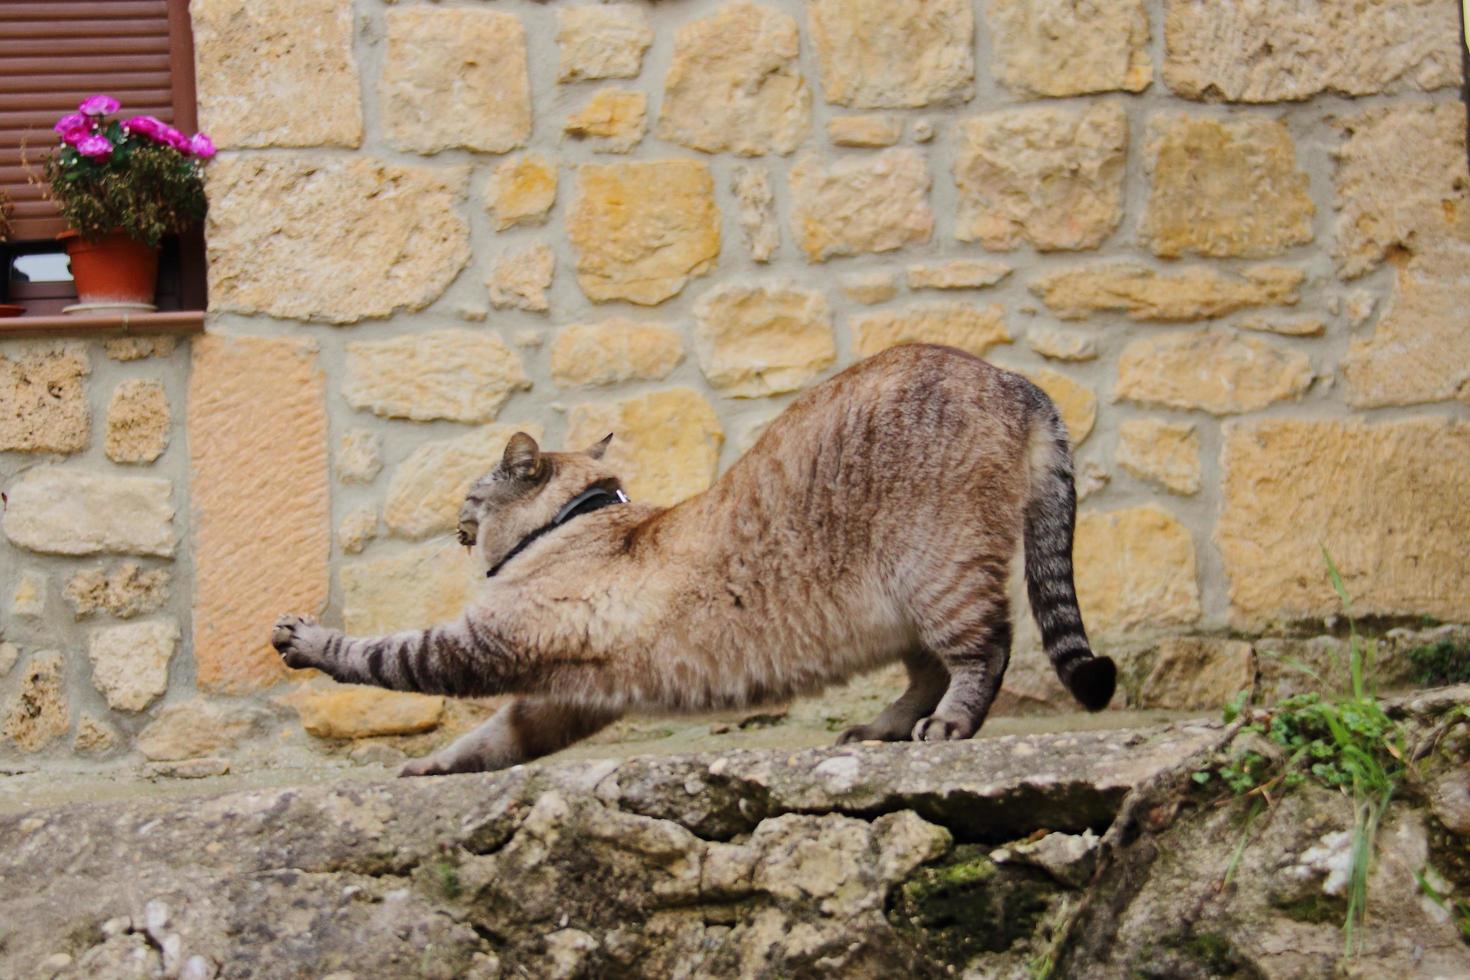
[0,311,204,340]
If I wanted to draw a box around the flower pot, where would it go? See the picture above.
[59,230,159,311]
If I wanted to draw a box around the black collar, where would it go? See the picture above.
[486,485,630,578]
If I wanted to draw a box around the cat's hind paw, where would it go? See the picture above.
[913,713,975,742]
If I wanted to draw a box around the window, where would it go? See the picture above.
[0,0,204,318]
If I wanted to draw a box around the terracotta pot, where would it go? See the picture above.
[59,230,159,307]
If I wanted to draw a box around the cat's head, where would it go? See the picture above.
[459,432,621,568]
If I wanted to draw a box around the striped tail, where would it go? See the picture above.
[1021,394,1115,712]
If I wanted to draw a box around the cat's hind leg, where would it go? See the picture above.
[912,590,1012,743]
[837,649,949,744]
[399,698,620,777]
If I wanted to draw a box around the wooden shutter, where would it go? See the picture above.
[0,0,198,241]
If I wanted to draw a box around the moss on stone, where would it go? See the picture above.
[888,844,1060,966]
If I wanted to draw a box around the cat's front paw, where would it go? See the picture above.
[271,613,325,670]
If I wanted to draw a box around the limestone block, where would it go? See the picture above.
[207,155,470,324]
[10,570,44,619]
[335,429,383,485]
[568,160,720,305]
[1236,315,1325,338]
[2,652,68,752]
[487,155,557,231]
[954,103,1127,251]
[1142,114,1314,258]
[986,0,1152,97]
[189,335,329,695]
[288,686,445,740]
[63,563,170,619]
[88,619,179,713]
[827,116,901,148]
[191,0,362,148]
[556,4,653,81]
[344,331,530,423]
[1138,638,1255,710]
[563,89,647,153]
[732,165,779,263]
[1116,419,1200,496]
[135,700,272,762]
[1022,368,1096,446]
[1115,330,1311,414]
[0,643,16,676]
[1031,264,1303,321]
[381,7,530,154]
[488,245,554,313]
[0,343,89,454]
[1218,418,1470,625]
[1027,327,1098,362]
[104,336,175,362]
[809,0,974,108]
[658,3,810,156]
[341,540,480,636]
[550,320,684,388]
[789,149,933,261]
[906,260,1011,291]
[852,303,1010,359]
[384,424,544,540]
[2,467,174,557]
[1343,246,1470,408]
[693,283,835,397]
[338,506,378,557]
[840,272,898,305]
[1074,506,1201,635]
[566,389,724,507]
[73,714,119,756]
[105,379,170,464]
[1333,103,1470,278]
[1163,0,1459,102]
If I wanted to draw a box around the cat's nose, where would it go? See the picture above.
[457,521,477,547]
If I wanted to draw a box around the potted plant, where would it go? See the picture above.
[45,95,213,312]
[0,188,19,317]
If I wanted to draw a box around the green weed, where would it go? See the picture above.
[1192,549,1406,954]
[1405,639,1470,686]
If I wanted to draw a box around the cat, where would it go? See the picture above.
[272,344,1115,776]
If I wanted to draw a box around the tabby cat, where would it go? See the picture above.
[272,344,1115,776]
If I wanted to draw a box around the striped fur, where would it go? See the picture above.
[271,345,1113,775]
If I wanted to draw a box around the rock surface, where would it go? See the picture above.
[657,2,810,156]
[0,343,89,454]
[189,335,328,696]
[2,467,175,557]
[953,103,1127,251]
[789,149,933,261]
[191,0,362,148]
[380,7,530,155]
[568,161,721,305]
[343,331,529,424]
[206,156,470,323]
[808,0,974,108]
[693,283,835,397]
[104,379,170,464]
[0,724,1219,978]
[566,389,724,507]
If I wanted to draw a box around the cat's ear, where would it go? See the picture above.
[585,432,614,460]
[502,432,543,479]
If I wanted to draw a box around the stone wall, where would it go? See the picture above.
[2,0,1468,766]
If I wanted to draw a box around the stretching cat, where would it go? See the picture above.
[272,344,1115,776]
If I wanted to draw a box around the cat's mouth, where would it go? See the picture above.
[457,522,477,548]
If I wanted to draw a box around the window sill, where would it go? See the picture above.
[0,310,205,340]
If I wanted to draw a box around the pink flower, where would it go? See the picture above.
[160,125,190,152]
[75,134,114,160]
[122,115,168,142]
[53,113,91,144]
[78,94,120,117]
[187,132,216,159]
